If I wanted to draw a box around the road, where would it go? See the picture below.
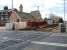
[0,31,67,50]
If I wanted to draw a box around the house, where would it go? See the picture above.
[0,6,11,26]
[10,4,46,29]
[46,19,53,25]
[49,14,60,24]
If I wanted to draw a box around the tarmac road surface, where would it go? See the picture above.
[0,31,67,50]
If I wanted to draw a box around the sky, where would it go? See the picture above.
[65,0,67,21]
[0,0,66,20]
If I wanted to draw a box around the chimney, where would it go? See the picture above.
[19,4,23,12]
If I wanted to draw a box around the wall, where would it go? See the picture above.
[14,22,27,30]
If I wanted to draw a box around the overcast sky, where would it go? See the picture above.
[0,0,66,20]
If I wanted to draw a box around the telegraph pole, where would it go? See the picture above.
[12,0,13,9]
[64,0,65,21]
[11,0,14,28]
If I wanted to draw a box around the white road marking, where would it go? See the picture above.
[51,33,67,37]
[31,41,67,47]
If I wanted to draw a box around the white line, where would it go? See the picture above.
[31,41,67,47]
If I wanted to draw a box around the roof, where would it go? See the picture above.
[14,9,34,21]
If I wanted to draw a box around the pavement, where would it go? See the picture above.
[0,31,67,50]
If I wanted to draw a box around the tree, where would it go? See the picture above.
[58,17,64,23]
[44,17,48,21]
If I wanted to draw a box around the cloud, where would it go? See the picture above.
[0,0,12,9]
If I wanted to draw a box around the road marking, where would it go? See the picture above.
[31,41,67,47]
[51,33,67,37]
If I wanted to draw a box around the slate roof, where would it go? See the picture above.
[14,9,34,21]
